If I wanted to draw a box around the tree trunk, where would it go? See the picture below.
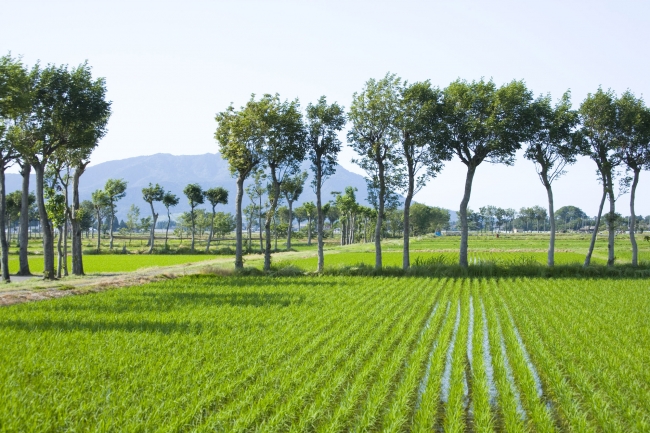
[584,187,607,266]
[341,220,346,245]
[0,166,10,282]
[374,158,385,270]
[109,206,116,249]
[18,164,31,275]
[263,173,281,272]
[286,200,293,250]
[307,216,312,246]
[33,163,55,279]
[606,175,616,267]
[165,209,171,249]
[190,205,196,252]
[206,207,215,252]
[62,222,68,276]
[316,161,324,273]
[259,195,263,253]
[56,226,63,278]
[149,201,158,254]
[630,168,640,266]
[542,173,556,267]
[71,165,86,275]
[234,174,245,269]
[403,158,415,270]
[459,163,476,267]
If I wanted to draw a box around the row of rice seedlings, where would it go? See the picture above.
[489,281,556,431]
[534,281,650,430]
[320,279,443,432]
[443,284,471,432]
[497,280,597,433]
[410,281,461,432]
[480,283,526,432]
[201,279,417,430]
[468,280,496,433]
[261,279,442,432]
[380,280,453,433]
[177,279,383,430]
[506,279,629,431]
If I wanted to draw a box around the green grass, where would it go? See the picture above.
[1,275,648,431]
[7,254,219,274]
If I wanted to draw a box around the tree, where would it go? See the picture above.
[580,89,620,266]
[0,54,31,281]
[213,212,236,240]
[183,183,204,252]
[125,204,140,244]
[104,178,127,250]
[204,186,228,252]
[281,170,307,250]
[615,91,650,266]
[524,91,580,265]
[215,96,266,269]
[305,96,346,271]
[258,94,306,271]
[443,78,532,267]
[394,80,450,269]
[91,190,109,251]
[162,192,179,249]
[142,183,165,253]
[13,62,110,279]
[348,73,401,269]
[302,201,316,245]
[79,200,95,236]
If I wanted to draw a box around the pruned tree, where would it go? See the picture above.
[524,91,580,266]
[258,94,306,271]
[204,186,228,252]
[91,189,109,252]
[183,183,204,252]
[580,88,620,266]
[104,178,127,250]
[13,62,110,279]
[616,91,650,266]
[281,170,307,250]
[246,169,267,253]
[162,191,179,249]
[142,183,165,253]
[305,96,346,271]
[443,78,532,267]
[348,73,401,269]
[302,201,316,245]
[394,80,451,269]
[215,96,266,269]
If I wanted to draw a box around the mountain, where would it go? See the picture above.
[5,153,374,219]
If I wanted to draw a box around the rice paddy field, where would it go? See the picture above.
[1,274,649,432]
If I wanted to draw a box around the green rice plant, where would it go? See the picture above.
[380,280,452,433]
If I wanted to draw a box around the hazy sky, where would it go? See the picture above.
[2,0,649,214]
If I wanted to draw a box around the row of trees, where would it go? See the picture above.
[216,75,650,271]
[0,55,111,280]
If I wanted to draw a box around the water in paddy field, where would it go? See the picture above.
[416,301,450,410]
[496,312,526,419]
[440,303,461,403]
[481,301,498,406]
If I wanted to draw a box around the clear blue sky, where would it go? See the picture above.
[3,0,649,215]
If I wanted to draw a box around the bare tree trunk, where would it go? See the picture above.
[606,177,616,267]
[543,174,556,267]
[459,164,476,267]
[18,163,31,275]
[258,195,263,253]
[148,202,158,254]
[315,163,324,272]
[263,173,281,272]
[165,209,171,249]
[630,168,640,266]
[63,222,68,276]
[286,200,293,250]
[403,159,415,270]
[190,206,196,252]
[585,187,607,266]
[109,207,115,249]
[307,216,312,246]
[34,163,55,279]
[0,166,10,282]
[56,226,63,278]
[95,209,102,252]
[374,160,385,270]
[340,220,345,245]
[71,165,86,275]
[234,174,245,269]
[206,208,215,252]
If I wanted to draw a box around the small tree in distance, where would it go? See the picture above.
[142,183,165,253]
[204,187,228,252]
[162,192,179,249]
[183,183,204,252]
[104,178,127,249]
